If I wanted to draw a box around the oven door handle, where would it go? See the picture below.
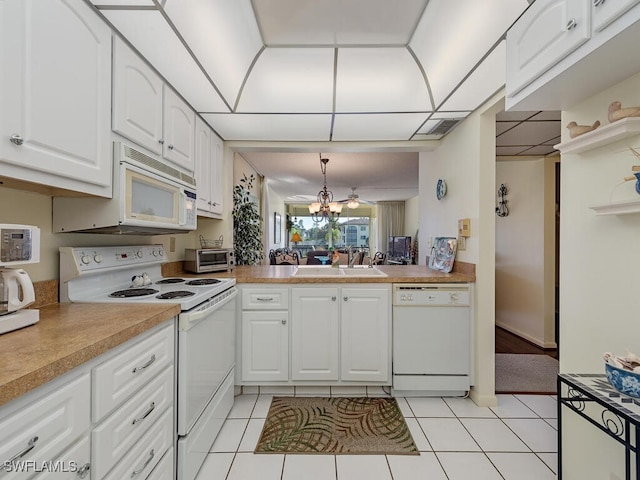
[178,288,237,331]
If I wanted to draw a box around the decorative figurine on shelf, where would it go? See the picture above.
[566,120,600,138]
[608,101,640,123]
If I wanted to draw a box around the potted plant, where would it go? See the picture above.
[233,174,264,265]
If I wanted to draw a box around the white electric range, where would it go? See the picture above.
[59,245,236,480]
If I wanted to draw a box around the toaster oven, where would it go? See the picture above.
[184,248,234,273]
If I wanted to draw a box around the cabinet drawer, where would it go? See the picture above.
[92,366,174,479]
[92,323,174,422]
[241,288,289,310]
[36,436,91,480]
[0,373,90,480]
[102,408,173,480]
[145,447,174,480]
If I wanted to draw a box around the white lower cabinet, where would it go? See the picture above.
[340,287,391,382]
[0,373,91,480]
[0,319,176,480]
[239,284,391,385]
[36,436,91,480]
[291,288,340,381]
[145,447,174,480]
[242,311,289,381]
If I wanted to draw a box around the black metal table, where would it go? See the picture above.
[558,373,640,479]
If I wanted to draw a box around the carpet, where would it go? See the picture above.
[495,353,559,394]
[254,397,418,455]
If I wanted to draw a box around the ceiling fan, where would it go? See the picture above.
[338,187,376,209]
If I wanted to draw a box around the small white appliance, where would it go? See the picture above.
[59,245,236,480]
[0,224,40,334]
[52,141,197,235]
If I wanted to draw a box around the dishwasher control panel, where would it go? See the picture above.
[393,284,469,306]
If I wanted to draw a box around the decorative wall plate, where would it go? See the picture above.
[436,179,447,200]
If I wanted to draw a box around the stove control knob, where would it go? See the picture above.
[80,254,91,265]
[94,254,103,264]
[135,250,143,258]
[157,248,165,257]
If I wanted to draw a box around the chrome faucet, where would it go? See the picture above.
[347,246,356,268]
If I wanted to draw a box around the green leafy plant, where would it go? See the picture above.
[233,174,264,265]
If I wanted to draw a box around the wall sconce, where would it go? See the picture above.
[496,183,509,217]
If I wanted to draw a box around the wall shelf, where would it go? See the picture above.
[589,199,640,215]
[555,117,640,154]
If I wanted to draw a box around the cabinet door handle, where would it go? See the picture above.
[281,319,286,325]
[256,297,274,302]
[76,462,91,479]
[131,449,155,477]
[10,134,24,146]
[593,0,605,6]
[566,18,577,30]
[3,437,39,468]
[132,354,156,374]
[168,144,174,150]
[343,296,348,301]
[132,402,156,425]
[158,139,164,145]
[331,296,336,301]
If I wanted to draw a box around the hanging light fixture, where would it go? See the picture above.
[309,153,343,223]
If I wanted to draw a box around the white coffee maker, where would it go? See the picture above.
[0,224,40,334]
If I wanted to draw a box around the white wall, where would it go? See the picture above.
[404,194,419,238]
[495,157,557,348]
[559,72,640,479]
[419,91,502,406]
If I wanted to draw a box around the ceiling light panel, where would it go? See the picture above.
[439,41,506,112]
[236,48,334,112]
[103,10,229,112]
[200,114,331,141]
[332,113,427,141]
[252,0,428,46]
[497,121,562,146]
[91,1,156,6]
[164,0,263,107]
[335,48,431,112]
[410,0,528,107]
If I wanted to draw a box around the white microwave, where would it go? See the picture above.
[53,142,197,235]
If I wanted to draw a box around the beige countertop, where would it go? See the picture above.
[210,264,475,284]
[0,303,180,408]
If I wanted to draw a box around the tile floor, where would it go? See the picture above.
[196,391,558,480]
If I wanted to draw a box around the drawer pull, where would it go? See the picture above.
[132,402,156,425]
[76,462,91,479]
[566,18,577,30]
[4,436,39,467]
[593,0,606,6]
[131,449,155,478]
[132,354,156,374]
[256,297,274,301]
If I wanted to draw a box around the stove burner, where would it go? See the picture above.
[156,291,195,299]
[186,278,221,286]
[109,288,159,298]
[155,278,186,284]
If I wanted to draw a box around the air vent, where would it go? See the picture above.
[428,119,462,136]
[123,144,196,188]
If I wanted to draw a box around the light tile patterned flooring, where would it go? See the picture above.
[196,390,558,480]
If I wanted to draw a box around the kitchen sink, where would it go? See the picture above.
[291,266,387,277]
[340,267,387,277]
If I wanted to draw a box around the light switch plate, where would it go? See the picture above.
[458,218,470,237]
[457,236,466,250]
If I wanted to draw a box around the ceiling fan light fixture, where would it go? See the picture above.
[347,198,360,209]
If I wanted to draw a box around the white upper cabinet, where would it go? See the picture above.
[113,36,195,174]
[0,0,112,197]
[506,0,590,97]
[112,36,164,156]
[592,0,640,33]
[162,87,195,173]
[506,0,640,110]
[194,117,223,217]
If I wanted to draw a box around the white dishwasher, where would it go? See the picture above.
[392,283,471,396]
